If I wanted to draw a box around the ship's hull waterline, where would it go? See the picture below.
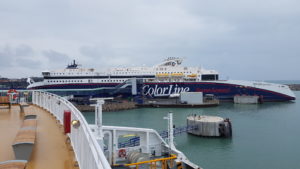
[26,58,296,102]
[28,80,296,102]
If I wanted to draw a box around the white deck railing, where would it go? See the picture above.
[32,91,111,169]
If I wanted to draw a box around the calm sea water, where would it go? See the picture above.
[83,91,300,169]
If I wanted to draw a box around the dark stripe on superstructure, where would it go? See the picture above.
[30,83,119,89]
[44,75,155,79]
[44,76,108,79]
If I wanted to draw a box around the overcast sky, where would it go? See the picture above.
[0,0,299,80]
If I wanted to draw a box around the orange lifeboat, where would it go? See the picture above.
[187,74,197,78]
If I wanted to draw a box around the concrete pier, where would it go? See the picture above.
[187,115,232,137]
[137,98,219,108]
[234,95,261,104]
[288,84,300,91]
[74,100,136,112]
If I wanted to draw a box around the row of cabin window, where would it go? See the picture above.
[157,71,193,74]
[51,72,152,76]
[113,72,153,75]
[47,79,126,83]
[157,67,189,71]
[48,80,83,83]
[52,71,195,76]
[52,73,93,75]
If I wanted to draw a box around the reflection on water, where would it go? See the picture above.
[83,91,300,169]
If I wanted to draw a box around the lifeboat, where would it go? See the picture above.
[171,73,184,76]
[187,74,197,78]
[156,73,169,77]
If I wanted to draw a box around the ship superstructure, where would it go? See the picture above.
[28,58,218,86]
[27,58,296,102]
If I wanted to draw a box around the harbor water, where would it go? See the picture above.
[83,91,300,169]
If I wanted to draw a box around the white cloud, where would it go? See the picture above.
[0,0,299,80]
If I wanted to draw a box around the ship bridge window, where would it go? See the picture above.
[202,74,219,80]
[42,72,50,76]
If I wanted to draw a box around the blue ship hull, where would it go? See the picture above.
[29,81,295,102]
[140,82,295,102]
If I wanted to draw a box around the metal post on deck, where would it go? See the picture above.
[8,94,12,108]
[37,92,39,105]
[40,93,42,107]
[44,94,47,109]
[39,92,42,106]
[35,92,37,105]
[31,91,34,104]
[41,93,44,107]
[164,112,175,150]
[90,97,113,145]
[96,99,104,140]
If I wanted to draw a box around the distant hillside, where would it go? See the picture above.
[0,77,43,90]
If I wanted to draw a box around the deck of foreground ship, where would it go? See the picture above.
[0,105,76,169]
[0,91,201,169]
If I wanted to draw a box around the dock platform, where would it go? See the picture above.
[137,98,219,108]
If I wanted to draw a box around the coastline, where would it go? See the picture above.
[287,84,300,91]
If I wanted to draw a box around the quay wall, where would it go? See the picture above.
[288,84,300,91]
[75,101,136,112]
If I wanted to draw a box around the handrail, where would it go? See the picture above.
[32,91,111,169]
[113,154,177,169]
[125,154,176,166]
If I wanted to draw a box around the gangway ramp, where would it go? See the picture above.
[109,80,132,95]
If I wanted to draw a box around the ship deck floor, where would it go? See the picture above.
[0,105,76,169]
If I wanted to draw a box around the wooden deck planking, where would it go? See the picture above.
[0,106,23,161]
[13,130,36,144]
[0,105,75,169]
[21,119,37,129]
[0,160,27,169]
[24,106,75,169]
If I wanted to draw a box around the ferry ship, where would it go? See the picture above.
[27,58,296,102]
